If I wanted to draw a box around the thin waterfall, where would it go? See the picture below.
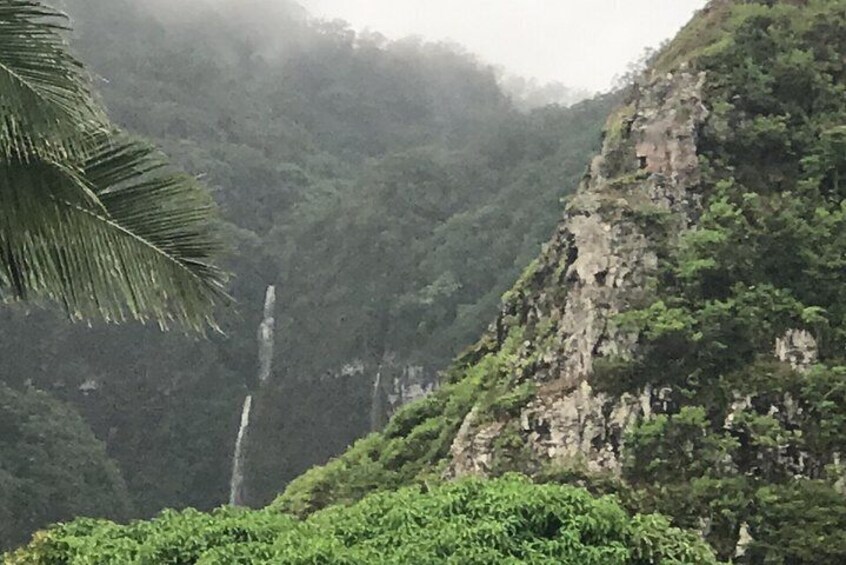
[257,285,276,385]
[370,367,384,432]
[229,285,276,506]
[228,395,252,506]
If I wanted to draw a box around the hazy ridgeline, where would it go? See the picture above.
[0,0,612,545]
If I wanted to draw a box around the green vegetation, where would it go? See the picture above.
[6,475,718,564]
[271,2,846,563]
[0,0,614,523]
[0,0,226,548]
[8,1,846,563]
[272,236,568,515]
[0,0,226,330]
[594,1,846,562]
[0,385,132,550]
[275,328,527,516]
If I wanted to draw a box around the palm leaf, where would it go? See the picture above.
[0,1,228,331]
[0,0,106,162]
[0,136,229,331]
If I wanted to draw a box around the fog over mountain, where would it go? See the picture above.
[300,0,707,92]
[115,0,706,94]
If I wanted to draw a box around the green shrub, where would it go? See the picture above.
[6,476,719,564]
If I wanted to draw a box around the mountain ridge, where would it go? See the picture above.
[276,1,846,560]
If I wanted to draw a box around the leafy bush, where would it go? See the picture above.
[6,475,718,564]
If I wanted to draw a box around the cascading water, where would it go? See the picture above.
[257,285,276,385]
[229,285,276,506]
[228,395,252,506]
[370,368,384,432]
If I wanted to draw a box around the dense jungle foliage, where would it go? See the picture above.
[611,1,846,562]
[0,0,612,548]
[6,476,718,564]
[9,0,846,562]
[0,386,132,551]
[269,1,846,563]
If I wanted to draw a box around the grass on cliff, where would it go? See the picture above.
[274,326,529,515]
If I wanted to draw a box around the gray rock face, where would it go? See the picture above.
[331,354,437,431]
[775,329,818,372]
[447,70,710,477]
[521,381,651,473]
[385,363,435,409]
[735,522,753,558]
[449,407,504,476]
[446,69,828,485]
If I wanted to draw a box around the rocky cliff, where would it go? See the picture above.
[446,67,709,478]
[277,1,846,562]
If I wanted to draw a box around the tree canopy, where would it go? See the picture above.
[0,0,614,521]
[0,384,132,550]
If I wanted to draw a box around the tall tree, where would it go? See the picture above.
[0,0,226,330]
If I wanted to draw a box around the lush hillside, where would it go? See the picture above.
[0,385,132,550]
[0,0,613,545]
[6,475,718,564]
[10,0,846,562]
[267,1,846,563]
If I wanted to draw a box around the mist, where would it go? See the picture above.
[106,0,706,94]
[300,0,708,92]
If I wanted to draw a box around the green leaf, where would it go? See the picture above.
[0,1,107,162]
[0,135,228,331]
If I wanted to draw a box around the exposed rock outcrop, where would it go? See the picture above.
[331,354,438,430]
[775,329,818,372]
[447,69,709,477]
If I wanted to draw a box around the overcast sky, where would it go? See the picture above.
[299,0,708,93]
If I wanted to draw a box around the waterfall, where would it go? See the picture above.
[228,394,252,506]
[257,285,276,384]
[370,368,384,432]
[229,285,276,506]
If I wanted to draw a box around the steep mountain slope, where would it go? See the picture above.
[10,0,846,562]
[0,0,613,531]
[275,1,846,562]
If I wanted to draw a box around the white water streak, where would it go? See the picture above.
[228,284,277,506]
[257,285,276,384]
[229,394,253,506]
[370,367,383,432]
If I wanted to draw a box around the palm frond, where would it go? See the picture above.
[0,136,229,331]
[0,1,228,331]
[0,0,106,162]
